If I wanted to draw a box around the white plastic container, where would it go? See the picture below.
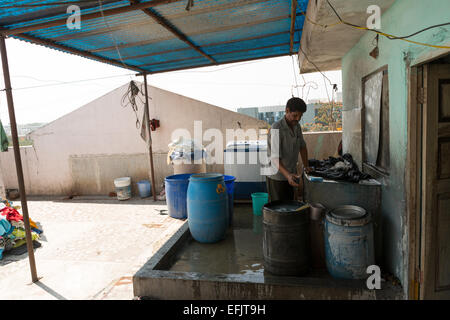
[224,140,268,199]
[172,159,206,175]
[114,177,132,200]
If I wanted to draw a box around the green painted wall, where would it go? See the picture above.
[341,0,450,293]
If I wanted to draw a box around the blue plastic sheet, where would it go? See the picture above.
[0,0,308,73]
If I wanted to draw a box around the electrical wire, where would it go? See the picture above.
[384,22,450,40]
[298,7,343,29]
[1,73,135,91]
[291,55,300,97]
[169,59,269,74]
[323,76,330,103]
[121,80,143,129]
[290,6,301,98]
[290,56,321,101]
[97,0,129,71]
[292,22,330,102]
[325,0,450,49]
[298,1,450,49]
[298,46,334,87]
[304,81,316,102]
[12,75,67,85]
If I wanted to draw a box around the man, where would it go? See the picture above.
[266,97,312,202]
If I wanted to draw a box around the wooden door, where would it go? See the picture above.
[421,63,450,299]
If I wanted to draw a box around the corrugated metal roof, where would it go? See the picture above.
[0,0,308,74]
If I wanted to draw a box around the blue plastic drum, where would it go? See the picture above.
[223,175,236,226]
[187,173,228,243]
[324,205,375,279]
[165,174,192,219]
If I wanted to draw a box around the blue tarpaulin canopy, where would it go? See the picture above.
[0,0,310,282]
[0,0,308,74]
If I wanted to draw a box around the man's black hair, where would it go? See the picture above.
[286,97,307,113]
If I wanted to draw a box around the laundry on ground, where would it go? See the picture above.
[0,198,43,260]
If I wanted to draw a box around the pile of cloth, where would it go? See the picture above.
[167,137,207,165]
[308,153,371,183]
[0,198,43,260]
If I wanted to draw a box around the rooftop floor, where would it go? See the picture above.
[0,196,185,300]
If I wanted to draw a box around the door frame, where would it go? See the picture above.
[406,63,422,300]
[407,54,450,300]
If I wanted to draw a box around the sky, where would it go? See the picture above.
[0,37,342,125]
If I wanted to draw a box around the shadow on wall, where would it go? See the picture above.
[69,153,226,197]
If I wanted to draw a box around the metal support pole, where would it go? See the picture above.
[0,36,38,282]
[143,74,157,201]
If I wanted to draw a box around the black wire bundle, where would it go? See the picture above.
[121,80,144,129]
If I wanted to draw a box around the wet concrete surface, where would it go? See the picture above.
[133,203,404,299]
[169,204,265,276]
[167,204,335,281]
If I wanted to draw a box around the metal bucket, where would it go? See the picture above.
[262,201,310,276]
[309,202,326,269]
[310,202,326,221]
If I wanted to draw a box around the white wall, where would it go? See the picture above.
[0,83,268,196]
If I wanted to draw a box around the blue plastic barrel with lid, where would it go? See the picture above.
[324,205,375,279]
[187,173,229,243]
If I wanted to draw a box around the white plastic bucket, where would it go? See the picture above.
[114,177,131,200]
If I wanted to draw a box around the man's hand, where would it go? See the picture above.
[287,173,301,187]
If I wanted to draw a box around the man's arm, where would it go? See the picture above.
[300,146,313,173]
[272,158,300,187]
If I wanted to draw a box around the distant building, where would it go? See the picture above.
[307,92,342,104]
[3,123,46,136]
[237,103,321,126]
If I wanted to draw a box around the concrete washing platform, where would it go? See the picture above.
[133,204,404,300]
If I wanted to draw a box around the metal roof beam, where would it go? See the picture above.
[139,41,299,67]
[52,19,160,43]
[13,33,145,73]
[91,14,291,53]
[123,29,302,61]
[130,0,217,64]
[0,0,120,26]
[290,0,298,54]
[53,0,273,42]
[0,0,182,36]
[143,52,291,75]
